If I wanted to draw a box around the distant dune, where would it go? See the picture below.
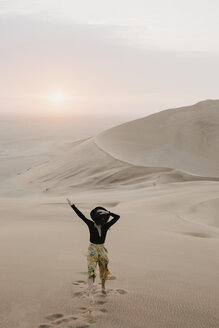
[95,100,219,177]
[8,100,219,197]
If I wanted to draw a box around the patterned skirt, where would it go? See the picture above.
[87,243,111,281]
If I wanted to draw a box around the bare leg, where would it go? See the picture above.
[88,275,95,301]
[101,279,106,294]
[88,275,95,292]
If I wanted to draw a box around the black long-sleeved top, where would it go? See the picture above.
[71,204,120,244]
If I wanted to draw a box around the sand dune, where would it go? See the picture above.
[9,136,219,198]
[8,106,219,197]
[95,99,219,177]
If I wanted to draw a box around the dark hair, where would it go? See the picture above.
[90,206,110,225]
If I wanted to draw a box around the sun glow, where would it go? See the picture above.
[48,92,68,104]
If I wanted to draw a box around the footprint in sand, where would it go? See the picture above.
[39,276,127,328]
[39,307,108,328]
[72,277,128,300]
[45,313,64,320]
[115,288,128,295]
[39,313,88,328]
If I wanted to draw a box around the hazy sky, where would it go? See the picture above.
[0,0,219,117]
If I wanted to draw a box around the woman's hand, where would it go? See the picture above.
[96,209,110,215]
[66,198,73,206]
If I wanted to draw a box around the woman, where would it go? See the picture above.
[66,198,120,300]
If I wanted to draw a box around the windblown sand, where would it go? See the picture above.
[1,102,219,328]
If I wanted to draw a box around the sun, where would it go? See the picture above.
[48,92,67,104]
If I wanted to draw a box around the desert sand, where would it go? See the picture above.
[1,101,219,328]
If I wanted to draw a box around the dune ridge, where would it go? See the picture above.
[8,134,219,198]
[95,99,219,178]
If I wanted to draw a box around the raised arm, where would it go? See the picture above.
[71,204,92,225]
[106,212,120,229]
[67,200,92,226]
